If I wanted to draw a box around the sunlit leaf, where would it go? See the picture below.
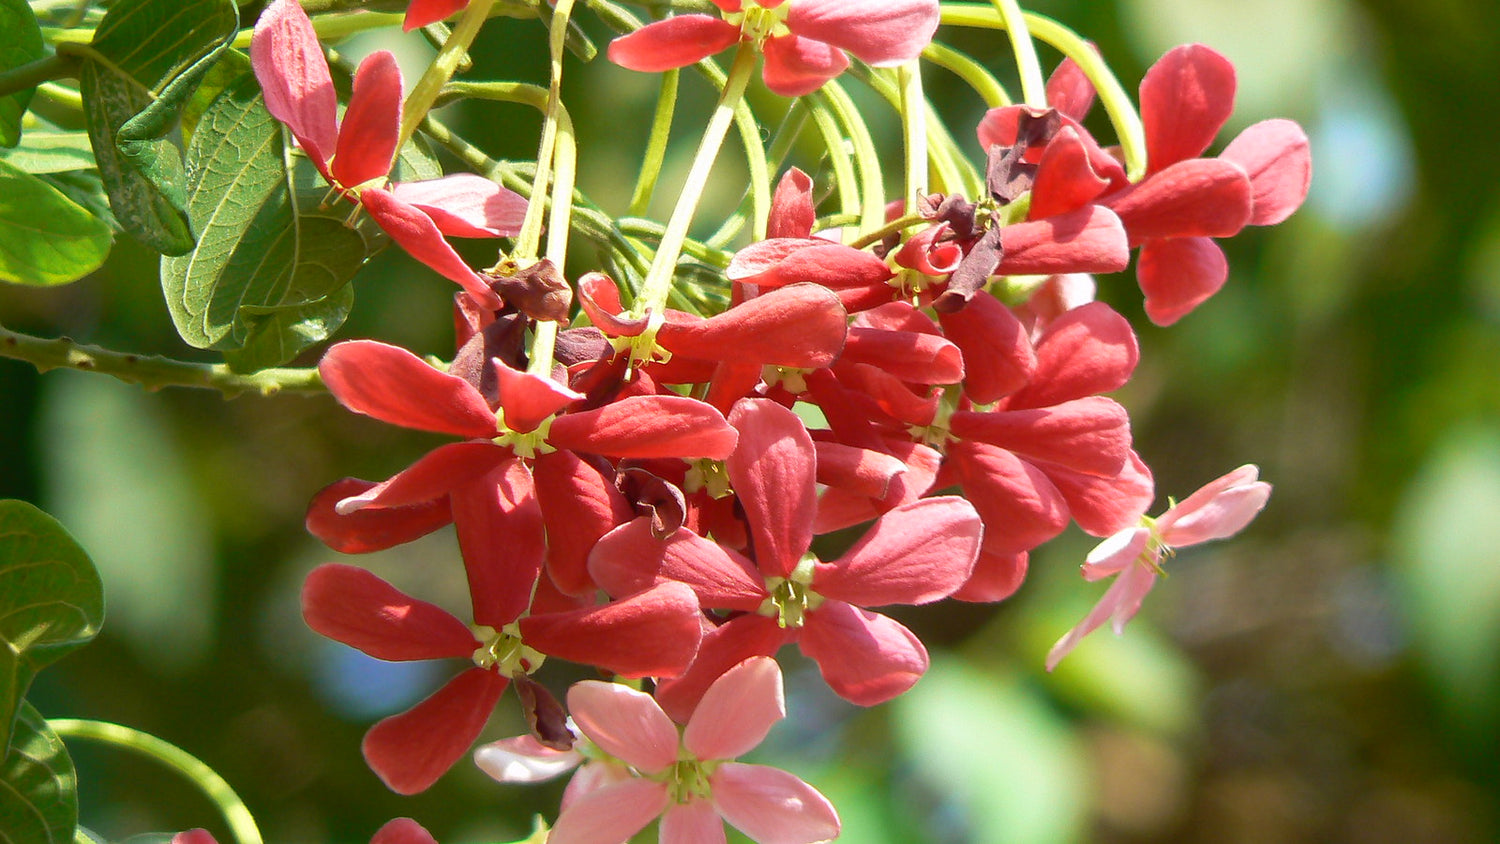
[0,131,96,174]
[0,159,112,285]
[79,0,238,254]
[0,0,44,148]
[223,283,355,373]
[0,703,77,843]
[0,502,103,752]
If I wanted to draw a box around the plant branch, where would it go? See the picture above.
[0,54,78,100]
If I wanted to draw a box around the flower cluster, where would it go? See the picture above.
[243,0,1309,839]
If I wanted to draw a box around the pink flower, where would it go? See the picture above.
[251,0,526,307]
[479,657,841,844]
[1045,464,1272,669]
[608,0,940,97]
[174,818,436,844]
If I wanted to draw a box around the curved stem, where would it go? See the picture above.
[397,0,496,151]
[229,11,406,49]
[921,42,1010,109]
[0,54,78,100]
[899,60,927,210]
[50,719,262,844]
[0,324,323,397]
[991,0,1046,106]
[627,69,680,218]
[819,81,884,236]
[805,96,859,227]
[848,212,928,250]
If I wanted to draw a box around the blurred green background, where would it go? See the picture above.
[5,0,1500,841]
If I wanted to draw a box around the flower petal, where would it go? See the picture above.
[251,0,337,175]
[389,174,528,237]
[684,656,784,761]
[474,735,582,783]
[799,601,927,705]
[334,442,509,513]
[403,0,469,31]
[1140,43,1236,173]
[711,762,841,844]
[361,187,501,307]
[302,564,475,660]
[452,459,544,627]
[662,800,728,844]
[787,0,940,66]
[951,396,1132,477]
[998,205,1130,275]
[768,168,816,239]
[1044,561,1157,670]
[760,33,850,97]
[548,779,670,844]
[1005,301,1139,409]
[951,548,1029,603]
[332,51,401,189]
[659,283,849,369]
[320,339,496,437]
[1157,464,1271,546]
[549,395,738,460]
[306,478,451,553]
[535,450,632,596]
[1220,118,1312,226]
[1137,235,1229,326]
[370,818,439,844]
[948,440,1070,556]
[938,292,1036,405]
[589,517,768,611]
[362,667,509,794]
[728,400,817,579]
[654,615,790,724]
[815,497,982,606]
[566,680,679,772]
[607,15,741,72]
[1105,158,1252,243]
[520,582,703,679]
[494,359,583,433]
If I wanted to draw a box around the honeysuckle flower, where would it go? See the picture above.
[484,657,841,844]
[608,0,940,97]
[251,0,526,307]
[1045,464,1272,669]
[175,818,438,844]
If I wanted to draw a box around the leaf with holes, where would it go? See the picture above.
[0,702,78,843]
[0,501,103,754]
[0,159,113,285]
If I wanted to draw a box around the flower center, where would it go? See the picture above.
[1138,514,1174,576]
[470,623,547,675]
[761,365,809,394]
[663,756,718,804]
[730,3,792,46]
[492,412,557,459]
[684,458,733,499]
[759,554,824,628]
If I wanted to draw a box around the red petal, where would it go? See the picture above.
[452,459,544,627]
[787,0,940,66]
[590,517,767,610]
[729,242,893,290]
[370,818,439,844]
[362,667,508,794]
[1046,54,1096,122]
[389,174,528,237]
[332,51,400,188]
[1220,118,1312,226]
[728,237,823,282]
[251,0,337,175]
[1105,157,1252,243]
[336,442,510,513]
[842,326,964,385]
[302,564,475,660]
[1006,301,1139,409]
[951,549,1029,602]
[494,360,583,433]
[728,400,817,579]
[520,582,703,678]
[403,0,468,31]
[361,188,501,307]
[549,395,738,460]
[659,284,848,369]
[761,34,850,97]
[1136,236,1229,326]
[768,168,816,239]
[938,293,1035,405]
[799,601,927,705]
[535,450,632,596]
[951,396,1132,476]
[1140,44,1236,173]
[607,15,740,72]
[814,440,907,500]
[814,497,982,606]
[319,340,496,437]
[948,440,1069,556]
[998,205,1129,275]
[577,272,649,337]
[1029,126,1111,220]
[306,478,451,553]
[654,615,789,724]
[1048,449,1156,537]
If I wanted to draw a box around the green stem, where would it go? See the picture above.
[0,325,324,397]
[848,212,928,250]
[939,4,1146,180]
[627,69,680,218]
[819,81,884,236]
[921,42,1011,108]
[0,53,78,100]
[527,0,578,376]
[991,0,1045,106]
[899,60,927,210]
[50,719,262,844]
[228,11,406,50]
[397,0,496,151]
[635,44,756,318]
[805,96,859,228]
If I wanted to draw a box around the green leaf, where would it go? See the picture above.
[40,169,119,232]
[0,703,77,843]
[180,49,251,146]
[162,76,367,352]
[0,131,96,174]
[223,282,354,373]
[0,502,104,752]
[79,0,239,255]
[0,0,44,148]
[0,159,113,285]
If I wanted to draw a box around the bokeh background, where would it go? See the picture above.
[4,0,1500,841]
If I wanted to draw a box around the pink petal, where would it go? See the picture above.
[761,34,850,97]
[607,15,741,72]
[937,292,1036,405]
[474,735,582,783]
[370,818,438,844]
[588,517,768,611]
[362,667,509,794]
[951,396,1132,477]
[548,395,738,460]
[361,187,501,307]
[1140,43,1236,173]
[301,564,476,660]
[403,0,469,31]
[1157,464,1271,546]
[813,440,907,500]
[1220,118,1312,226]
[1044,561,1157,670]
[684,656,785,761]
[1079,526,1151,580]
[520,582,703,679]
[768,168,816,239]
[251,0,337,175]
[172,831,217,844]
[788,0,940,66]
[728,400,817,579]
[1005,301,1139,409]
[389,174,528,237]
[712,763,841,844]
[305,477,451,553]
[951,549,1029,603]
[332,51,401,189]
[662,800,727,844]
[998,205,1130,275]
[948,440,1070,556]
[534,450,632,596]
[334,442,509,513]
[451,459,544,627]
[728,238,823,281]
[566,680,679,773]
[1137,235,1228,326]
[799,601,927,705]
[320,339,496,437]
[654,614,790,724]
[493,360,583,433]
[814,497,982,606]
[549,779,670,844]
[561,760,635,811]
[1104,158,1252,243]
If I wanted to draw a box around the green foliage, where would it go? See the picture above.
[0,500,104,752]
[0,131,97,175]
[0,0,44,148]
[162,75,365,360]
[0,158,112,285]
[78,0,238,255]
[0,702,78,844]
